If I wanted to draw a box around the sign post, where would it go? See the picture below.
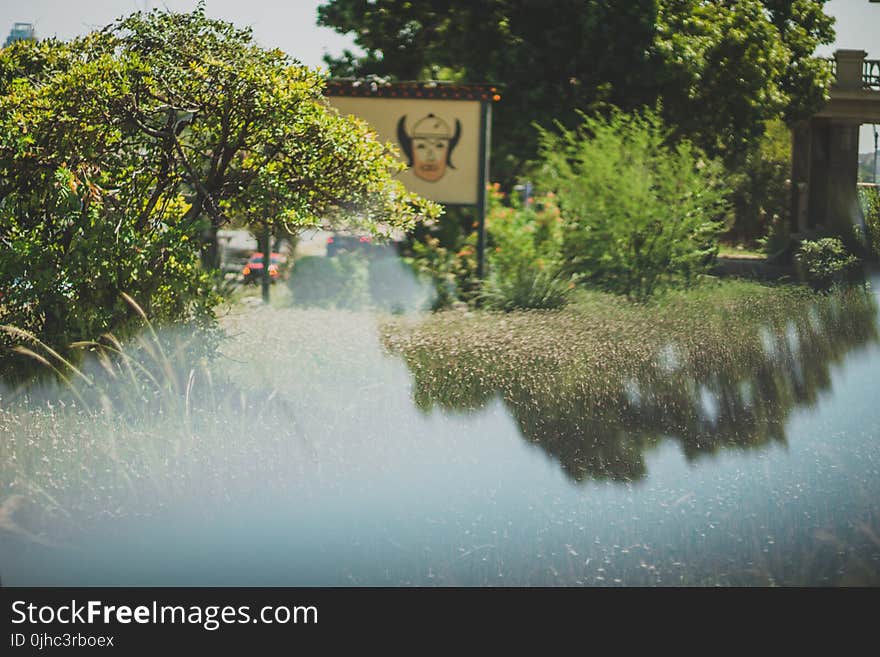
[325,81,498,278]
[476,99,492,279]
[261,223,271,304]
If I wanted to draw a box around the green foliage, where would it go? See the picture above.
[654,1,831,165]
[318,0,834,182]
[0,7,438,366]
[729,119,793,244]
[105,6,437,267]
[481,187,572,311]
[0,158,219,376]
[795,238,862,291]
[859,152,877,184]
[480,267,572,312]
[288,255,369,309]
[536,108,731,300]
[758,214,793,259]
[408,235,480,310]
[288,253,432,312]
[367,255,432,313]
[859,186,880,261]
[2,294,218,413]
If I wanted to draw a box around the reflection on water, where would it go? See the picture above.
[389,288,879,484]
[1,282,880,585]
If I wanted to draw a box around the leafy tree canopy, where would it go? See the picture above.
[318,0,835,180]
[0,5,438,364]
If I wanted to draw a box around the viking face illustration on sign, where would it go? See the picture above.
[397,113,462,182]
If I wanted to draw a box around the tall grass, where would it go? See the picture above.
[479,267,573,311]
[0,295,305,541]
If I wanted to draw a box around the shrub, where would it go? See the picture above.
[795,238,862,291]
[367,255,433,313]
[288,255,369,309]
[407,235,479,310]
[758,213,792,260]
[859,186,880,261]
[480,268,572,311]
[481,188,573,310]
[536,107,731,300]
[0,166,219,379]
[728,119,792,245]
[289,253,431,312]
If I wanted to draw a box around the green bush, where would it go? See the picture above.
[367,255,433,313]
[728,119,792,245]
[288,253,433,312]
[859,186,880,261]
[481,188,572,311]
[795,238,862,291]
[480,268,572,312]
[758,213,792,260]
[536,107,731,300]
[288,255,369,309]
[407,235,479,310]
[0,165,219,378]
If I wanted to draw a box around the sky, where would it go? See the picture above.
[0,0,356,70]
[1,0,878,149]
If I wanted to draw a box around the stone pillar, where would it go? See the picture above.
[825,119,865,239]
[805,118,864,239]
[833,50,867,90]
[788,49,870,240]
[790,122,811,234]
[806,118,829,231]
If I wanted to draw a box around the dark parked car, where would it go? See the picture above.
[242,252,288,284]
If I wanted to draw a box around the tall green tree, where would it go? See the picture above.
[0,7,438,361]
[318,0,835,181]
[105,6,436,268]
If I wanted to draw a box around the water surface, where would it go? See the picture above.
[2,279,879,585]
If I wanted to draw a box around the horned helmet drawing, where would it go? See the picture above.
[397,113,462,182]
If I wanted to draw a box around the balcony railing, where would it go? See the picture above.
[864,60,880,90]
[824,56,880,91]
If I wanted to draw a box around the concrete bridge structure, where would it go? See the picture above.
[791,50,880,238]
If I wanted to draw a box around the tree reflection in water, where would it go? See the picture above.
[385,287,879,484]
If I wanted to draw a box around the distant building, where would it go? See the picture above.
[4,23,35,48]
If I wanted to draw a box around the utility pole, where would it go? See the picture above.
[261,223,271,304]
